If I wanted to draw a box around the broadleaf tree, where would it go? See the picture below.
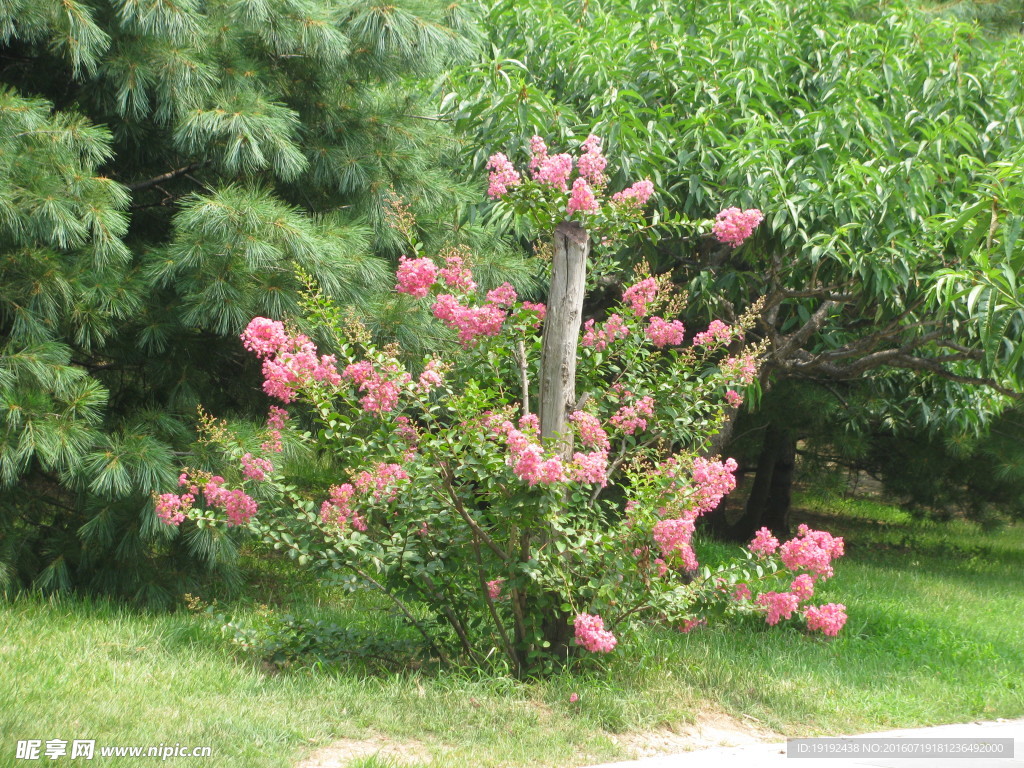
[444,0,1024,535]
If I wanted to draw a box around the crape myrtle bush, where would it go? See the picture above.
[158,139,845,673]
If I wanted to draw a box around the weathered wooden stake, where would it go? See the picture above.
[538,220,590,454]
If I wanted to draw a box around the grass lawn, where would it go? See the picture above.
[2,494,1022,767]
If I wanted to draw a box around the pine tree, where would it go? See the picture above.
[0,0,494,602]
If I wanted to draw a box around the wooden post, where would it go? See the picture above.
[534,220,589,660]
[539,220,590,455]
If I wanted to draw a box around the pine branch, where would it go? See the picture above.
[126,162,206,192]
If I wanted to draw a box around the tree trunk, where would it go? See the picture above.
[761,431,795,537]
[535,220,590,658]
[723,425,794,541]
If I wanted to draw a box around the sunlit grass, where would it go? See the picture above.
[2,495,1022,767]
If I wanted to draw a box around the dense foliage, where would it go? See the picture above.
[445,0,1024,532]
[0,0,510,601]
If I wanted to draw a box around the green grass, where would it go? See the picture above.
[3,496,1023,767]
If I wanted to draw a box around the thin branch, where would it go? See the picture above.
[126,162,205,192]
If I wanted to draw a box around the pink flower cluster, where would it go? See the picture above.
[689,457,739,515]
[790,573,815,601]
[712,207,764,247]
[433,293,509,347]
[733,583,752,601]
[652,516,698,570]
[573,613,617,653]
[320,483,366,531]
[396,256,438,298]
[416,359,445,393]
[724,389,744,408]
[567,177,598,214]
[622,278,658,317]
[610,396,655,435]
[486,579,503,600]
[342,359,411,413]
[611,179,654,208]
[528,136,574,192]
[261,406,289,452]
[241,453,273,482]
[439,252,476,293]
[204,477,258,526]
[241,318,342,404]
[680,618,706,633]
[645,317,685,348]
[159,473,257,527]
[692,320,734,347]
[756,591,800,625]
[570,411,610,451]
[493,418,564,486]
[582,314,630,351]
[804,603,848,637]
[486,153,521,198]
[354,462,410,502]
[779,524,845,579]
[156,492,192,525]
[577,134,607,185]
[569,449,609,486]
[722,353,758,386]
[749,526,780,557]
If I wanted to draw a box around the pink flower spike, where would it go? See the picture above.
[573,613,617,653]
[804,603,847,637]
[486,153,522,199]
[396,256,438,298]
[712,207,764,247]
[567,177,599,214]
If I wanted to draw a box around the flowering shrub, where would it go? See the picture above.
[157,138,844,673]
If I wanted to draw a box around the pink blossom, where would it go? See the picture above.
[692,320,734,347]
[416,359,444,393]
[486,579,504,600]
[341,359,410,413]
[569,693,579,703]
[749,526,780,557]
[203,477,258,526]
[680,618,706,633]
[804,603,848,637]
[432,294,507,347]
[518,413,540,433]
[611,179,655,208]
[156,492,192,525]
[645,317,686,348]
[528,135,548,175]
[722,353,758,386]
[267,406,289,430]
[569,450,609,486]
[733,583,753,602]
[395,256,438,298]
[779,526,845,579]
[756,591,800,625]
[790,574,815,602]
[725,389,744,408]
[486,282,518,307]
[241,317,290,358]
[622,278,658,318]
[570,411,610,451]
[610,396,655,435]
[574,613,617,653]
[652,517,698,570]
[320,483,367,531]
[486,152,522,198]
[257,332,341,403]
[353,462,410,502]
[534,153,573,191]
[581,314,630,351]
[689,456,738,514]
[577,134,608,185]
[567,177,599,214]
[713,207,764,247]
[241,453,274,482]
[438,253,476,292]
